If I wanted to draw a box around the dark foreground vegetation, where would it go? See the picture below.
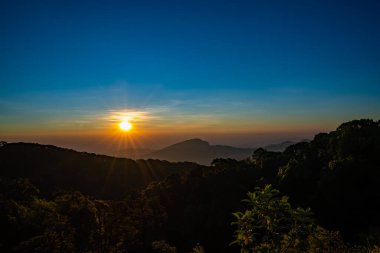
[1,119,379,252]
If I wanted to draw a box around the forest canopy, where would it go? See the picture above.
[1,119,379,252]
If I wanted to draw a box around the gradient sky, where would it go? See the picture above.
[1,0,380,153]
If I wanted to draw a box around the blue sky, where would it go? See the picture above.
[1,0,380,149]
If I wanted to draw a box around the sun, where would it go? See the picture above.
[119,120,132,131]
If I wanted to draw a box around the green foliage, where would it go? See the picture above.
[1,119,380,252]
[189,243,205,253]
[231,185,315,253]
[307,226,347,252]
[152,240,177,253]
[0,179,76,252]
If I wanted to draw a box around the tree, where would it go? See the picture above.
[189,243,205,253]
[231,185,314,253]
[152,240,177,253]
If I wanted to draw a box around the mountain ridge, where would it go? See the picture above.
[144,138,298,165]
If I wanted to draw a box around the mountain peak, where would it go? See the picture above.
[164,138,210,151]
[177,138,209,146]
[146,139,253,165]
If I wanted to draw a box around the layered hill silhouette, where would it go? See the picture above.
[145,138,254,165]
[0,142,203,199]
[0,139,299,198]
[0,139,300,198]
[144,138,297,164]
[1,119,380,252]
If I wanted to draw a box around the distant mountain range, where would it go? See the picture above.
[0,139,300,195]
[143,138,301,165]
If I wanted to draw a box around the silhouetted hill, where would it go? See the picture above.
[0,142,203,199]
[145,138,255,165]
[1,119,380,252]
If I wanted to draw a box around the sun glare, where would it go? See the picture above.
[119,120,132,131]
